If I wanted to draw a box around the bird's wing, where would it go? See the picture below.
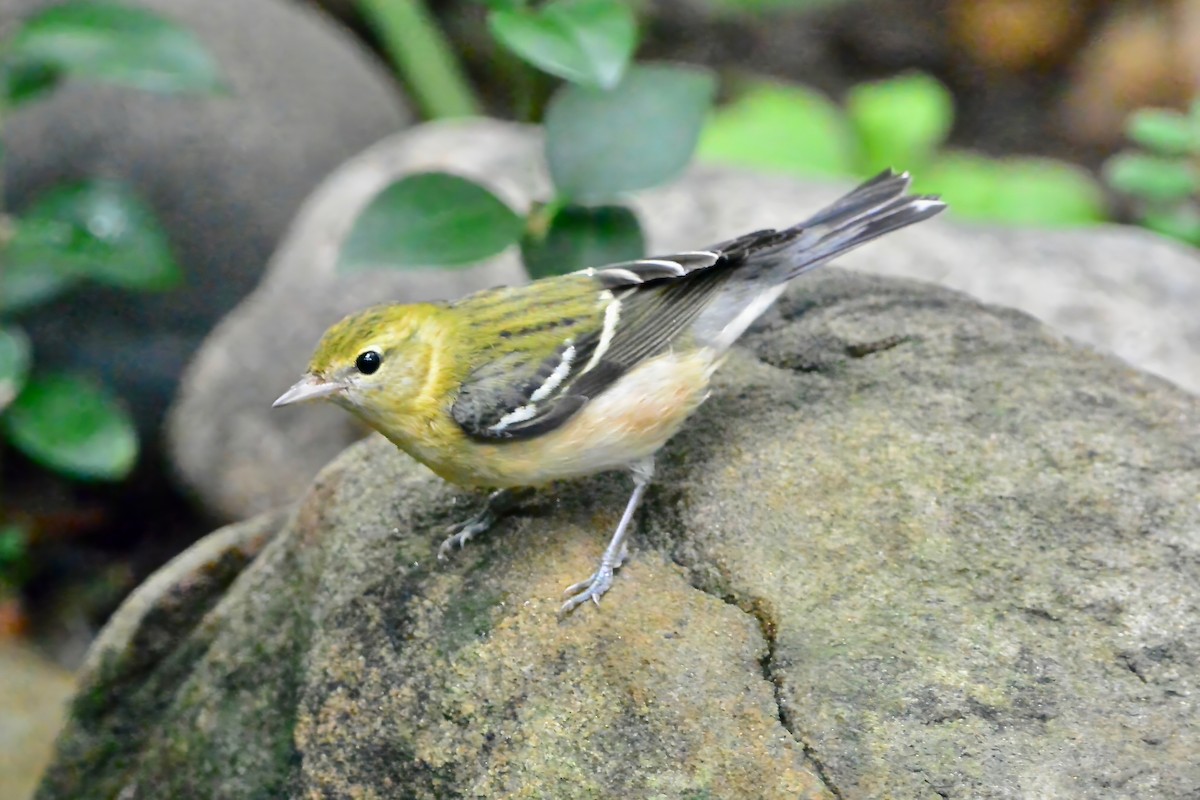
[449,252,734,441]
[450,170,945,441]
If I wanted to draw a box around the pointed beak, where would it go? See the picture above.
[272,375,346,408]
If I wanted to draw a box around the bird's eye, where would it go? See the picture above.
[355,350,382,375]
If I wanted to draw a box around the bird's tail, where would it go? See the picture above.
[731,169,945,282]
[697,171,944,352]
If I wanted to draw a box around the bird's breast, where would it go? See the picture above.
[430,349,718,488]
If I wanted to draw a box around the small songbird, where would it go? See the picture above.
[274,170,945,615]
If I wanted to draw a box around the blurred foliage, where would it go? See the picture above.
[340,173,524,271]
[488,0,637,89]
[3,181,182,312]
[699,74,1106,226]
[10,2,224,93]
[698,83,854,176]
[342,1,715,278]
[706,0,853,14]
[347,0,1128,280]
[358,0,481,118]
[1104,101,1200,246]
[544,64,713,202]
[521,203,643,279]
[0,1,222,595]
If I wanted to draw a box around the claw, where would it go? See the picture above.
[558,565,616,617]
[436,488,527,561]
[437,517,489,560]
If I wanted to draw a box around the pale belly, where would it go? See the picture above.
[418,349,718,488]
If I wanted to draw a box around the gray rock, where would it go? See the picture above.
[1,0,410,434]
[39,270,1200,799]
[169,119,1200,522]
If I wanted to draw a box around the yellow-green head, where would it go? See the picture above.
[273,303,447,423]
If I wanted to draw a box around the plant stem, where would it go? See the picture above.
[0,97,7,216]
[358,0,482,120]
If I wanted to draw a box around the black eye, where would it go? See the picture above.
[355,350,382,375]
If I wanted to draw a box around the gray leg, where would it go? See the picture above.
[437,488,527,560]
[560,458,654,617]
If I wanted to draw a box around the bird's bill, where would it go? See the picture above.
[272,374,345,407]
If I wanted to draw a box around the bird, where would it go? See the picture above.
[273,170,945,616]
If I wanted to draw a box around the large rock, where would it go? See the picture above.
[42,271,1200,799]
[1,0,410,434]
[169,119,1200,522]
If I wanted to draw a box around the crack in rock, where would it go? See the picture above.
[658,531,845,800]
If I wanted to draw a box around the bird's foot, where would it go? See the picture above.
[437,511,496,561]
[558,545,628,617]
[559,567,614,616]
[436,488,529,561]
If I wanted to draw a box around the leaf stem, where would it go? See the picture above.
[357,0,482,119]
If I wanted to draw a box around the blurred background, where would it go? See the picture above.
[1,0,1198,795]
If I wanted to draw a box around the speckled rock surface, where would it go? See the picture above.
[168,119,1200,523]
[1,0,410,434]
[44,271,1200,799]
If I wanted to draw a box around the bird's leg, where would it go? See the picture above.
[438,487,530,560]
[560,458,654,617]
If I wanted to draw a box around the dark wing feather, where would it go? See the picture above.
[451,253,731,441]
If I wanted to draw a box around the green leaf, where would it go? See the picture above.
[521,203,644,278]
[0,54,61,107]
[2,373,138,481]
[1125,108,1197,156]
[0,525,29,571]
[697,81,856,177]
[339,173,524,271]
[847,73,954,175]
[0,327,32,413]
[9,1,224,94]
[545,63,716,203]
[1141,206,1200,246]
[489,0,637,89]
[5,180,182,301]
[1104,152,1198,203]
[0,219,80,314]
[920,152,1105,226]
